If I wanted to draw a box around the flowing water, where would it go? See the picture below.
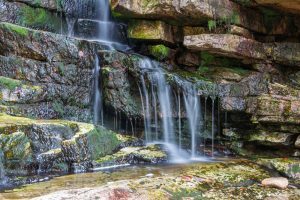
[182,83,201,159]
[138,58,189,162]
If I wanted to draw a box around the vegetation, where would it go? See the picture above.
[207,12,240,32]
[0,76,22,90]
[148,45,170,61]
[3,23,29,36]
[18,5,61,31]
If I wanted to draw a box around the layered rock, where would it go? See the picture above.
[112,0,300,36]
[0,114,124,175]
[255,0,300,14]
[0,22,97,121]
[184,34,300,67]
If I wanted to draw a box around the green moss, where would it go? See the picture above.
[148,45,170,60]
[128,20,162,40]
[0,76,22,90]
[18,5,61,31]
[2,23,29,36]
[87,127,121,160]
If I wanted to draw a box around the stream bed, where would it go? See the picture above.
[1,159,299,200]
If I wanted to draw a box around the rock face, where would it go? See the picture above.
[0,22,97,121]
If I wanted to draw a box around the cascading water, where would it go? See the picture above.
[0,151,6,185]
[139,58,188,162]
[93,56,103,125]
[64,0,217,161]
[182,84,201,159]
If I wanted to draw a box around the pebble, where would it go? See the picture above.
[261,177,289,189]
[145,173,154,178]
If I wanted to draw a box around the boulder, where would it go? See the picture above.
[261,177,289,189]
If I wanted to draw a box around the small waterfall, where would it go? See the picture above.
[177,90,182,149]
[93,56,103,125]
[182,84,201,158]
[0,150,6,185]
[211,97,215,157]
[98,0,110,42]
[139,58,188,162]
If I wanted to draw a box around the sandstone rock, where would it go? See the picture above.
[111,0,267,33]
[127,20,178,44]
[228,25,253,39]
[184,34,267,62]
[248,131,295,146]
[261,177,289,189]
[184,34,300,67]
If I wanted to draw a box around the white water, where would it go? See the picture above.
[183,84,201,158]
[93,56,103,125]
[138,58,190,162]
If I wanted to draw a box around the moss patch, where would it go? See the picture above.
[148,45,170,60]
[0,76,22,90]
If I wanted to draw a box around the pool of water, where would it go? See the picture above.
[0,160,228,200]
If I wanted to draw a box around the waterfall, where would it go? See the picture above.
[93,56,103,125]
[177,90,182,149]
[0,150,6,185]
[182,84,201,159]
[138,58,188,162]
[211,97,215,157]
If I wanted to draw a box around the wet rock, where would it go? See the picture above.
[0,114,124,175]
[261,177,289,189]
[0,0,66,33]
[93,144,167,167]
[99,50,142,117]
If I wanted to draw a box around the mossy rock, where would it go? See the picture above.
[257,158,300,179]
